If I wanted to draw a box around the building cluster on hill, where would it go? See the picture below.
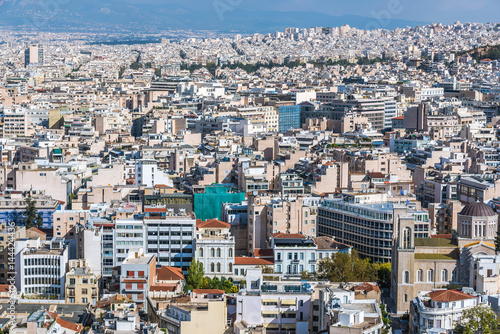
[1,22,500,334]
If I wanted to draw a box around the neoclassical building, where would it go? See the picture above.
[392,202,498,314]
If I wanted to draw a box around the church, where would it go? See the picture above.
[391,202,498,313]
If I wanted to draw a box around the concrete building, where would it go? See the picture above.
[17,237,69,298]
[120,248,157,309]
[194,219,235,278]
[65,259,99,306]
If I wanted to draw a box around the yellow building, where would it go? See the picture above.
[65,259,99,306]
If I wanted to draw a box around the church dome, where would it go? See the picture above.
[459,202,496,217]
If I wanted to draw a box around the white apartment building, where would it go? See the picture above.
[17,238,69,298]
[194,219,235,278]
[234,269,314,334]
[135,159,174,188]
[410,289,485,333]
[271,234,351,277]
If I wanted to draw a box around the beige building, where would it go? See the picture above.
[391,202,498,314]
[65,259,99,306]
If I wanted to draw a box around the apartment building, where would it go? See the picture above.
[65,259,99,306]
[120,248,156,309]
[17,238,69,297]
[194,219,235,278]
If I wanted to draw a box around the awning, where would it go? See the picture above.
[262,311,279,315]
[262,299,278,303]
[264,323,279,329]
[281,299,296,305]
[281,323,296,329]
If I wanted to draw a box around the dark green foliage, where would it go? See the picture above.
[23,196,43,229]
[184,260,204,292]
[317,250,377,282]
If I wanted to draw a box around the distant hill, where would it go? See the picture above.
[0,0,428,33]
[459,44,500,61]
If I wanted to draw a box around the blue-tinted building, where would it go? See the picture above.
[278,105,301,133]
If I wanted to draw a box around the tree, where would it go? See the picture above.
[374,263,391,288]
[495,226,500,254]
[23,196,43,229]
[184,260,204,292]
[317,250,377,282]
[455,304,500,334]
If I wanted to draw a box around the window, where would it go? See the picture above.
[404,294,408,303]
[403,270,410,284]
[217,263,221,273]
[403,227,412,249]
[210,263,215,272]
[82,298,88,303]
[211,248,215,257]
[427,269,434,282]
[235,269,239,275]
[441,269,448,282]
[217,248,221,257]
[199,248,203,257]
[229,248,233,257]
[417,269,423,282]
[229,263,233,272]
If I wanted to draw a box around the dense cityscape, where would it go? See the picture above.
[1,5,500,334]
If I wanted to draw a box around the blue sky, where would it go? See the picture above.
[223,0,498,23]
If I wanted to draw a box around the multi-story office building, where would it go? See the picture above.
[65,259,99,306]
[135,159,174,188]
[278,105,301,133]
[330,97,386,130]
[114,213,196,274]
[24,45,44,67]
[318,194,430,262]
[17,237,69,297]
[2,108,30,137]
[194,219,235,278]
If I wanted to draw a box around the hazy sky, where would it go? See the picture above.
[228,0,498,23]
[148,0,498,23]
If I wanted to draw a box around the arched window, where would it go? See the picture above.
[199,248,203,257]
[217,248,221,257]
[452,270,457,282]
[229,263,233,272]
[442,269,448,282]
[427,269,434,282]
[403,227,412,249]
[229,248,233,257]
[403,270,410,284]
[210,248,215,257]
[217,263,221,273]
[210,263,215,272]
[417,269,423,282]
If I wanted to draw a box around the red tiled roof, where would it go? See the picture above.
[197,219,231,229]
[55,318,82,332]
[144,208,170,212]
[157,266,184,281]
[272,233,306,239]
[28,227,47,235]
[0,284,10,293]
[254,249,274,258]
[429,290,475,302]
[234,257,274,266]
[193,289,225,295]
[352,282,381,294]
[392,116,404,120]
